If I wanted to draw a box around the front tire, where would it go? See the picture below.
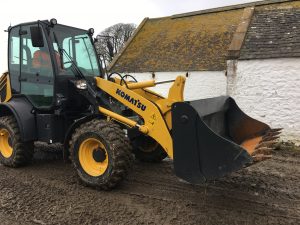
[70,119,133,190]
[0,116,34,167]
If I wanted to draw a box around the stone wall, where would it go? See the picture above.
[227,58,300,144]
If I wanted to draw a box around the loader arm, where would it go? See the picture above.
[111,76,185,129]
[95,76,186,158]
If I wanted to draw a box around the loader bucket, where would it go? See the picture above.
[172,96,280,184]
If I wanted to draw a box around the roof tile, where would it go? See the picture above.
[240,7,300,59]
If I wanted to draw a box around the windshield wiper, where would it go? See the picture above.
[53,31,97,97]
[61,48,85,79]
[53,32,85,79]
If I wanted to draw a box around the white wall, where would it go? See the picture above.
[126,71,227,100]
[227,58,300,144]
[0,31,8,73]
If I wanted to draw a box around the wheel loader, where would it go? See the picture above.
[0,19,281,189]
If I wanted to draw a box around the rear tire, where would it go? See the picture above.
[0,116,34,167]
[70,119,133,190]
[132,136,168,163]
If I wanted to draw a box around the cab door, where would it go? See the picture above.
[19,25,54,108]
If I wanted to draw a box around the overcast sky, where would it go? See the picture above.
[0,0,260,70]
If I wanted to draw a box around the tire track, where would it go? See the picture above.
[0,145,298,224]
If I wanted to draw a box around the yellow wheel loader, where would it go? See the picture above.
[0,19,280,189]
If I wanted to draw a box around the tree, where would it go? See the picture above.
[95,23,136,71]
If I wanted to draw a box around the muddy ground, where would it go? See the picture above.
[0,143,299,225]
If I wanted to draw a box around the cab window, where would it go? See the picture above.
[19,25,54,108]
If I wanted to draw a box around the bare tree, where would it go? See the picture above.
[95,23,136,70]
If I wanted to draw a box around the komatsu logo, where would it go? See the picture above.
[116,89,147,111]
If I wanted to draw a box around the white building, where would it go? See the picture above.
[227,1,300,143]
[109,0,300,144]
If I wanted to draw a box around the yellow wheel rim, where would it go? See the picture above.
[78,138,109,177]
[0,128,13,158]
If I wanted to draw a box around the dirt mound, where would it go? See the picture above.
[0,143,299,225]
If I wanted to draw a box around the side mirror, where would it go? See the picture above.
[30,26,44,47]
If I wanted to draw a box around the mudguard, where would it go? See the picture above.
[0,96,36,141]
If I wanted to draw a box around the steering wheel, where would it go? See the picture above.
[61,61,90,76]
[63,61,73,66]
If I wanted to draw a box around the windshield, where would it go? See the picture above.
[50,24,100,77]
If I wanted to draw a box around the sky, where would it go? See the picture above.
[0,0,260,70]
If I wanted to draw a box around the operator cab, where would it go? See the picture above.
[7,19,102,143]
[8,19,101,109]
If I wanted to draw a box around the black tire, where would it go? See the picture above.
[132,136,168,163]
[0,116,34,167]
[70,119,133,190]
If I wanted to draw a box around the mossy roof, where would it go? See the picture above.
[109,0,295,73]
[240,1,300,59]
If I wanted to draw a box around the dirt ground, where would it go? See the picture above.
[0,143,299,225]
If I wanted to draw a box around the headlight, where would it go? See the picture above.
[88,28,94,35]
[75,79,87,90]
[50,18,57,26]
